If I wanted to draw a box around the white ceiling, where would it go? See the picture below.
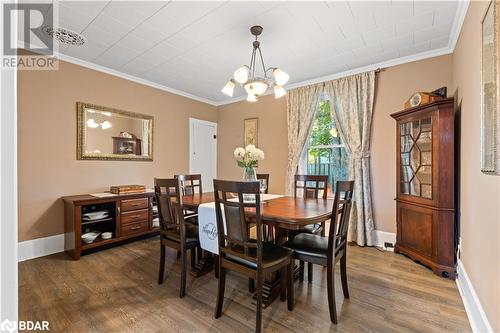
[45,1,467,105]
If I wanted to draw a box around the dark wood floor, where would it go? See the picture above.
[19,237,471,333]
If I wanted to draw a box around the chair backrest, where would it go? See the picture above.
[328,180,355,260]
[154,178,185,241]
[213,180,262,265]
[294,174,328,199]
[256,174,270,194]
[175,174,202,196]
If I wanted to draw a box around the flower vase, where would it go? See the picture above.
[242,167,257,202]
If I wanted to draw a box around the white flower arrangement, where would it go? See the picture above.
[233,144,265,169]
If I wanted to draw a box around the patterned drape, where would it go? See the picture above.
[285,83,324,195]
[324,71,376,246]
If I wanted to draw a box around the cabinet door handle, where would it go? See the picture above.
[132,215,141,219]
[130,226,141,230]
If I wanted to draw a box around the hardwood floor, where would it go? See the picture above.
[19,237,471,333]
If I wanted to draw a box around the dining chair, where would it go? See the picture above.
[154,178,200,298]
[284,180,354,324]
[256,173,270,194]
[293,174,329,282]
[175,174,203,196]
[213,180,294,333]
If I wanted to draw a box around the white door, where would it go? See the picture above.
[190,119,217,191]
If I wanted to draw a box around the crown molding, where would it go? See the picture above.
[52,52,219,106]
[34,0,470,108]
[215,46,453,106]
[215,0,470,106]
[448,0,470,50]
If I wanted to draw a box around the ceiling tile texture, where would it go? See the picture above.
[51,1,462,103]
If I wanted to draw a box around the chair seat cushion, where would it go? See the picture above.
[300,223,323,234]
[164,224,199,246]
[225,242,292,269]
[283,233,328,259]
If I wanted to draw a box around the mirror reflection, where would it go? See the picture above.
[77,103,153,161]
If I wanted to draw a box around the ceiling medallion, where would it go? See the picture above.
[221,25,289,102]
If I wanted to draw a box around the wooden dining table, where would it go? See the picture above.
[182,192,334,306]
[182,192,334,231]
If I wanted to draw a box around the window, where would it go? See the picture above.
[302,100,349,192]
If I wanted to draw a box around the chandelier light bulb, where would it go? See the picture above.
[274,85,286,98]
[273,68,289,86]
[234,65,249,84]
[247,94,258,102]
[101,120,112,130]
[86,118,99,128]
[244,79,268,96]
[221,79,235,97]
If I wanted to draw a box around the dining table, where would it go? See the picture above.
[181,191,334,306]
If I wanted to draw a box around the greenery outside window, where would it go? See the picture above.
[303,99,349,191]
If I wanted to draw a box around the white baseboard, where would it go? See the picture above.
[456,260,494,333]
[18,234,64,262]
[374,230,396,251]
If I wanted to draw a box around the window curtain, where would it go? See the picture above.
[285,83,324,195]
[324,71,376,246]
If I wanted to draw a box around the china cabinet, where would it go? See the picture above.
[391,98,457,279]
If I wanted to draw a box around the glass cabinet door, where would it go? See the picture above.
[400,118,432,199]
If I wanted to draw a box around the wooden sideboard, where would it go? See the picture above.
[391,98,457,279]
[62,191,158,260]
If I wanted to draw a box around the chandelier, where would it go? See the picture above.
[221,25,290,102]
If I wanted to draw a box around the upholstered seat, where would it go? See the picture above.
[164,224,199,245]
[283,233,328,259]
[300,223,323,235]
[225,242,293,269]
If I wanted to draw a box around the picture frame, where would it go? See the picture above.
[481,0,500,174]
[244,117,258,147]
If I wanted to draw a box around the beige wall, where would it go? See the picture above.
[372,55,453,232]
[452,1,500,331]
[18,59,216,241]
[217,95,288,194]
[217,55,453,234]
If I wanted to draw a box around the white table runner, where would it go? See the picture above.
[198,194,283,254]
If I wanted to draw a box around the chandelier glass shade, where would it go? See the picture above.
[221,25,289,102]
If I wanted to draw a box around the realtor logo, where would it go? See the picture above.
[0,319,50,332]
[3,3,54,55]
[0,319,16,333]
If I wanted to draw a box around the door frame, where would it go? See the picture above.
[189,118,218,176]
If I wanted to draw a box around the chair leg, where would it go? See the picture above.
[180,248,187,298]
[280,267,286,302]
[214,264,226,318]
[214,255,219,279]
[190,248,196,268]
[287,260,294,311]
[248,278,255,293]
[308,262,313,283]
[255,271,264,333]
[321,221,326,237]
[158,244,166,285]
[299,261,304,282]
[327,262,338,324]
[340,254,349,299]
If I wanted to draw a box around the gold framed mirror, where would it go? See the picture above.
[77,102,153,161]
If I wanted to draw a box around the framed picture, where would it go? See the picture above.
[481,0,500,174]
[244,118,258,147]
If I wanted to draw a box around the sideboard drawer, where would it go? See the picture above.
[121,220,149,236]
[121,209,149,225]
[121,198,149,212]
